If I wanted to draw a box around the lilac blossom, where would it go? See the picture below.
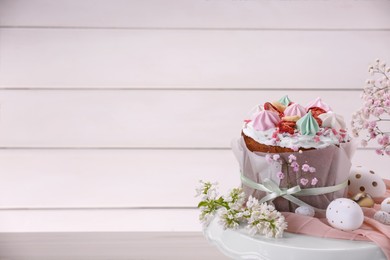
[195,182,287,238]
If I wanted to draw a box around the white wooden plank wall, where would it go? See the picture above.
[0,0,390,235]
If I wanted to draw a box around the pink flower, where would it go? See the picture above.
[361,139,368,147]
[374,107,385,116]
[276,171,285,180]
[363,108,370,117]
[273,154,280,161]
[309,167,316,173]
[353,59,390,158]
[265,154,273,163]
[313,136,320,143]
[376,149,384,155]
[311,178,318,186]
[291,161,299,172]
[300,178,309,186]
[288,154,296,163]
[302,164,310,172]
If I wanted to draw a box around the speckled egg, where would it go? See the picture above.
[326,198,364,231]
[374,211,390,225]
[381,198,390,213]
[348,166,386,198]
[295,206,315,217]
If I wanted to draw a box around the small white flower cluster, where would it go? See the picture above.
[195,180,218,200]
[196,181,288,238]
[351,59,390,156]
[246,196,288,238]
[223,187,246,210]
[218,207,242,230]
[196,180,221,227]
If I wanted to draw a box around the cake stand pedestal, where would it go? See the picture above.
[203,216,386,260]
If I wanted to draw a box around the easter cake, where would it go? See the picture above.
[232,96,356,212]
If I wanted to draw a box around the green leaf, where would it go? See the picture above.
[197,201,208,208]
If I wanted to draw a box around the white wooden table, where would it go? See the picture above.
[0,232,227,260]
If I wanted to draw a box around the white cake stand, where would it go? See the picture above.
[203,216,386,260]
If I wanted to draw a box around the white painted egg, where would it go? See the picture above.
[326,198,364,231]
[374,211,390,225]
[295,206,315,217]
[381,198,390,213]
[348,166,386,198]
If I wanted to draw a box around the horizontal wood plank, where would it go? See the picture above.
[1,0,389,29]
[0,149,240,208]
[0,90,373,148]
[0,232,227,260]
[1,29,389,88]
[0,149,387,209]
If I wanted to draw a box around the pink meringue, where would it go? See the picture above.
[306,97,332,112]
[284,103,307,117]
[252,110,280,131]
[249,104,263,120]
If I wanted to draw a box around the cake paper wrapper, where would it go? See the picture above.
[232,136,357,212]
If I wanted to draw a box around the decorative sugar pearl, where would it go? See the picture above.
[326,198,364,231]
[374,211,390,225]
[295,206,315,217]
[381,198,390,213]
[348,166,386,198]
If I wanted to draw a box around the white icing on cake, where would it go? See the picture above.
[243,120,349,150]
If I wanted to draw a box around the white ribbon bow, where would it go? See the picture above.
[240,174,347,210]
[259,178,302,205]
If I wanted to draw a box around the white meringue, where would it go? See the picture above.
[318,112,346,131]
